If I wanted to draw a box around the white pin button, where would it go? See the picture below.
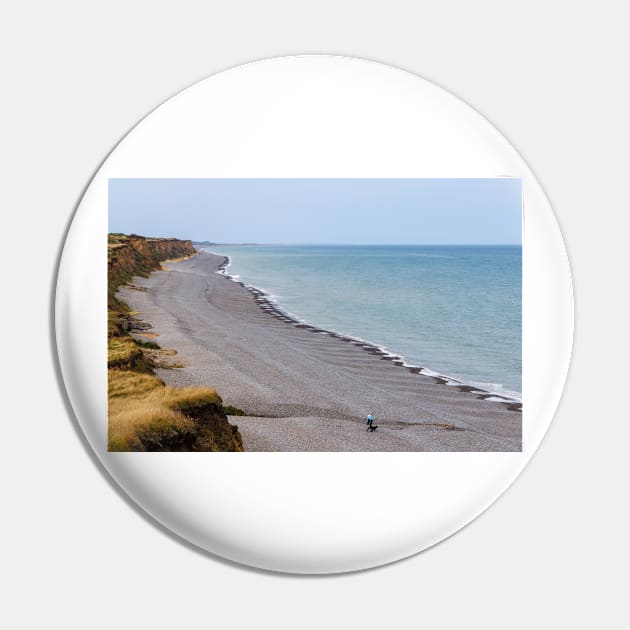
[55,56,573,574]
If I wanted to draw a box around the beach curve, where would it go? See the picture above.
[119,252,522,452]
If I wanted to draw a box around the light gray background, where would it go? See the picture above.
[1,1,627,628]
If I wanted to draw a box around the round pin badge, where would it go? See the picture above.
[55,55,573,574]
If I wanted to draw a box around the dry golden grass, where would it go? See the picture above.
[108,369,222,451]
[108,369,163,398]
[155,385,221,412]
[108,403,194,451]
[107,336,155,372]
[108,312,123,337]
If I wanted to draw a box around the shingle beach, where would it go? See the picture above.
[119,252,522,451]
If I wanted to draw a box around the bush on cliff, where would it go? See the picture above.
[108,370,243,452]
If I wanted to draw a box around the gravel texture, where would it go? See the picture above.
[119,252,522,451]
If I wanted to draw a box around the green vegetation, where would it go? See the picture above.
[134,339,161,349]
[107,233,244,451]
[222,405,247,416]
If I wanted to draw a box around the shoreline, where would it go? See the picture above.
[120,251,522,451]
[215,252,522,409]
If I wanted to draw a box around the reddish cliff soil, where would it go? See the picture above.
[108,234,197,308]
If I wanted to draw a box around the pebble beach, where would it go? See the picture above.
[119,252,522,451]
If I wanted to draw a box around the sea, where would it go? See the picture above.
[202,245,522,400]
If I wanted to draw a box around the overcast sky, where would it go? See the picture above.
[108,178,522,245]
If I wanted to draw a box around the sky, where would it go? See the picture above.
[108,178,522,245]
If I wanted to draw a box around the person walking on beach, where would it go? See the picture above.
[366,414,374,431]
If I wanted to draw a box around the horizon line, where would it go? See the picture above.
[193,242,522,247]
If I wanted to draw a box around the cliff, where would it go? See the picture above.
[108,233,196,307]
[107,233,244,452]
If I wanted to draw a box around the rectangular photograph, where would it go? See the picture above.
[108,178,522,452]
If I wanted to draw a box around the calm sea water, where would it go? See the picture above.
[205,245,522,398]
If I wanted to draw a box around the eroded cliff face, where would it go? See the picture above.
[108,234,196,300]
[138,235,196,261]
